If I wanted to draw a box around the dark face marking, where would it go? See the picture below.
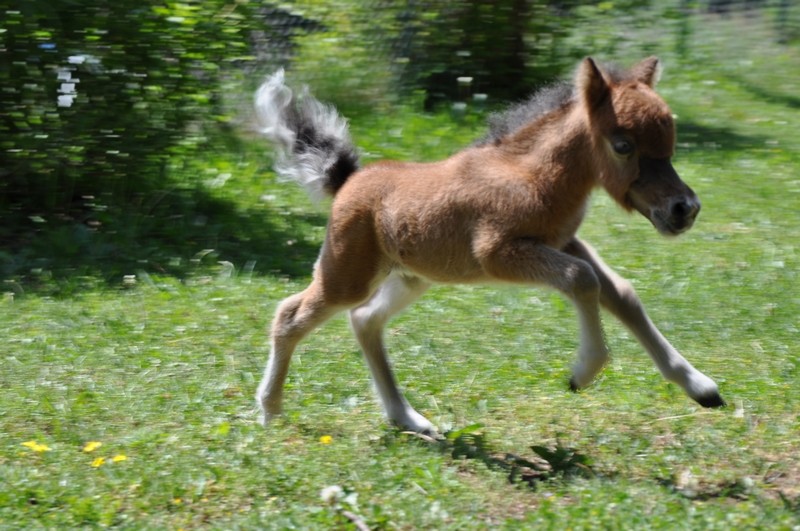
[627,157,701,235]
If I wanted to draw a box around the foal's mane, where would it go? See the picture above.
[476,62,632,146]
[476,82,574,146]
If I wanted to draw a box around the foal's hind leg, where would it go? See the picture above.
[256,231,385,425]
[349,273,434,434]
[257,203,394,427]
[256,282,344,425]
[564,238,724,407]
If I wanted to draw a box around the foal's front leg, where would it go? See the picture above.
[480,238,610,387]
[564,238,724,407]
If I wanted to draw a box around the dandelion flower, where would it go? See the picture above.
[111,454,128,463]
[319,435,333,445]
[83,441,102,453]
[22,441,51,452]
[91,457,106,468]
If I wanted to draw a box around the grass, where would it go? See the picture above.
[2,10,800,530]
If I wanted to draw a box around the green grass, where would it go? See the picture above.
[2,11,800,530]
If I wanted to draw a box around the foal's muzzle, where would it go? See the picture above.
[628,157,701,236]
[653,195,701,235]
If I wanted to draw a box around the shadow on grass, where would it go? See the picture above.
[391,425,766,503]
[657,476,753,502]
[447,428,594,488]
[725,73,800,110]
[386,424,596,490]
[0,187,326,294]
[676,119,768,154]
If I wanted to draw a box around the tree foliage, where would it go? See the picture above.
[384,0,654,107]
[0,1,293,214]
[280,1,655,112]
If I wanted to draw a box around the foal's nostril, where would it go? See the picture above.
[671,200,689,218]
[671,199,698,220]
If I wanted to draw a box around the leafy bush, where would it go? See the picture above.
[0,0,283,214]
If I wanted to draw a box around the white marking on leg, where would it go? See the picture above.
[627,314,721,402]
[571,299,610,388]
[565,238,721,404]
[256,337,297,425]
[349,273,435,433]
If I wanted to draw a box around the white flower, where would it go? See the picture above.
[320,485,343,505]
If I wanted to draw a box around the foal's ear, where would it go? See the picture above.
[631,56,662,88]
[577,57,610,110]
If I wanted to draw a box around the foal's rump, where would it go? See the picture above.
[325,158,481,284]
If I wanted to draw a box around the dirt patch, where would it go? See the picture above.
[762,457,800,505]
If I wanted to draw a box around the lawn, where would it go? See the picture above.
[1,11,799,530]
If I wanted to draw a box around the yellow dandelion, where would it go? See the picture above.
[82,441,103,453]
[319,435,333,445]
[172,498,183,505]
[22,440,51,452]
[91,457,106,468]
[111,454,127,463]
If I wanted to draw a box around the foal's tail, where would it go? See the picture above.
[254,70,360,198]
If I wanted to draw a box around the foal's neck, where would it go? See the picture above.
[499,106,597,190]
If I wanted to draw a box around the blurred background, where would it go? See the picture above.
[1,0,798,290]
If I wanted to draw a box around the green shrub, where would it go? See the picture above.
[0,0,265,212]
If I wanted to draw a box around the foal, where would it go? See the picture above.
[254,57,724,434]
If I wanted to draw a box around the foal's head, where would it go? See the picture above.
[579,57,700,235]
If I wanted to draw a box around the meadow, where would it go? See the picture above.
[1,12,799,530]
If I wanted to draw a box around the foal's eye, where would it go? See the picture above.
[612,137,634,156]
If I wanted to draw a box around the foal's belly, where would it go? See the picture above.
[379,223,585,285]
[382,226,487,283]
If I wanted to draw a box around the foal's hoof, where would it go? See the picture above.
[259,411,278,427]
[257,401,283,427]
[390,408,439,438]
[399,426,444,442]
[568,377,580,392]
[695,393,726,408]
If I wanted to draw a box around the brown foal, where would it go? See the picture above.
[253,57,724,434]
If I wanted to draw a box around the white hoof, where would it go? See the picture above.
[390,406,438,437]
[259,409,281,427]
[570,350,609,390]
[255,391,282,428]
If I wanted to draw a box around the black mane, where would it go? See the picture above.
[476,82,574,146]
[475,61,632,146]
